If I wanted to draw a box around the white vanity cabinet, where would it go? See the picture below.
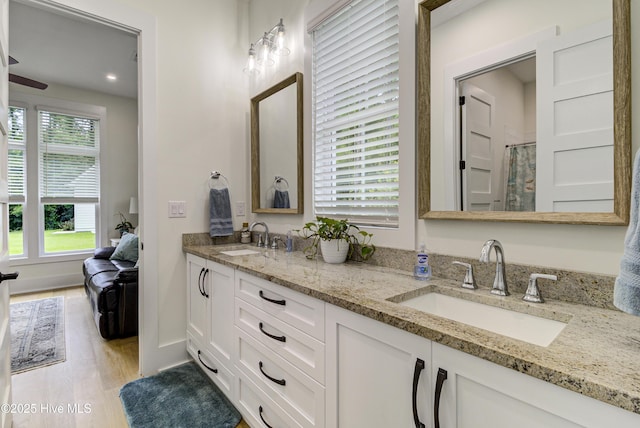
[325,304,432,428]
[234,271,326,428]
[432,342,640,428]
[186,254,235,397]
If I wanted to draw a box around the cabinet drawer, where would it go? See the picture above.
[235,271,325,341]
[236,327,325,428]
[187,332,234,398]
[236,372,303,428]
[235,298,325,383]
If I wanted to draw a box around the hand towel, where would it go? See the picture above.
[614,149,640,316]
[209,188,233,237]
[273,189,290,209]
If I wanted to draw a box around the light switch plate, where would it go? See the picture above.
[235,201,245,216]
[168,201,186,218]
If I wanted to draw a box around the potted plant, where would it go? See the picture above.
[299,217,375,263]
[115,212,133,236]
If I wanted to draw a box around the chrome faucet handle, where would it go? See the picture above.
[452,261,477,289]
[523,273,557,303]
[270,236,283,249]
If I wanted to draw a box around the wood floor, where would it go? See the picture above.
[10,286,252,428]
[10,286,138,428]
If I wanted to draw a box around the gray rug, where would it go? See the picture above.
[120,362,242,428]
[10,296,66,374]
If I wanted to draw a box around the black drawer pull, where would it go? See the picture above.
[202,269,210,298]
[198,268,205,297]
[259,290,286,306]
[412,358,426,428]
[259,322,286,343]
[197,350,218,374]
[259,361,286,386]
[434,368,448,428]
[259,405,273,428]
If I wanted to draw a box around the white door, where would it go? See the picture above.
[536,20,613,212]
[0,0,13,426]
[461,83,496,211]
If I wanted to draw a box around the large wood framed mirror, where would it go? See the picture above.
[251,72,303,214]
[417,0,631,225]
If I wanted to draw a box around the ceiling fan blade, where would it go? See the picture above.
[9,73,48,90]
[8,56,18,65]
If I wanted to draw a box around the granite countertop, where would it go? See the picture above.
[183,243,640,415]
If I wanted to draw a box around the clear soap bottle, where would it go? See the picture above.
[414,243,432,280]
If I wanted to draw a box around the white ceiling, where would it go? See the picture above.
[9,1,138,99]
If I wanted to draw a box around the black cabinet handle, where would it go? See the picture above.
[434,368,448,428]
[259,322,286,343]
[197,350,218,374]
[412,358,426,428]
[259,405,273,428]
[202,269,210,298]
[259,361,286,386]
[0,271,18,284]
[198,268,205,297]
[259,290,286,306]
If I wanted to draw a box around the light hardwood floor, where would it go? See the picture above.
[10,286,138,428]
[10,287,251,428]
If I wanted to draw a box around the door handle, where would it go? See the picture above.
[434,368,448,428]
[0,271,18,284]
[412,358,426,428]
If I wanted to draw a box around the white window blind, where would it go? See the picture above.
[312,0,400,227]
[8,106,26,203]
[38,109,100,203]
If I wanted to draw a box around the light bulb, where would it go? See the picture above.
[275,19,290,56]
[243,44,259,75]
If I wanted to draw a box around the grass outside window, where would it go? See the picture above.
[9,230,95,255]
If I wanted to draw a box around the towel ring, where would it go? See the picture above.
[209,171,230,190]
[274,176,289,191]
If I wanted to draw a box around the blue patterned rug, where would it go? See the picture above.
[120,362,241,428]
[10,296,65,374]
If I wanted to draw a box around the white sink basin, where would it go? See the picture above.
[219,249,260,256]
[398,292,567,347]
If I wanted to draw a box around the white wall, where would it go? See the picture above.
[8,82,138,294]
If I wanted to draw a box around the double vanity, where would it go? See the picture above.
[183,239,640,427]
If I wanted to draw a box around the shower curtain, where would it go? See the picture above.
[504,144,536,211]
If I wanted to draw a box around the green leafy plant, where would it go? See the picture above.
[115,212,133,236]
[298,217,376,261]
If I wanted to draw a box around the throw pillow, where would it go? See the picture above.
[110,232,139,262]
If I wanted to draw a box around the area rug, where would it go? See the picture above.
[10,296,66,374]
[120,362,242,428]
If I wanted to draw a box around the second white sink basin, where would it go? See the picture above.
[398,292,567,347]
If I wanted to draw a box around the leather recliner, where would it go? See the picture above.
[82,246,138,339]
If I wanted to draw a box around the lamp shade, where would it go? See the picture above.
[129,196,138,214]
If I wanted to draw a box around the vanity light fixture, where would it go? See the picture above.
[243,18,290,75]
[106,73,117,81]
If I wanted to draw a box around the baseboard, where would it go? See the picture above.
[9,273,84,295]
[140,338,189,376]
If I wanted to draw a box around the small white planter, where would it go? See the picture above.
[320,239,350,264]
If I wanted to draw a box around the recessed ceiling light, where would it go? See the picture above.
[106,73,118,81]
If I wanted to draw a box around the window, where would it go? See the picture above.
[7,100,102,259]
[312,0,400,227]
[8,106,26,256]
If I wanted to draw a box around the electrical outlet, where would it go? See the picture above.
[168,201,186,218]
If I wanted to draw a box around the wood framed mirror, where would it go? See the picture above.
[251,72,303,214]
[417,0,631,225]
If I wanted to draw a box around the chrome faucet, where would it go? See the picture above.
[248,222,269,247]
[479,239,509,296]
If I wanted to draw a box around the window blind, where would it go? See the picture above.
[312,0,399,227]
[8,106,26,203]
[38,110,100,203]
